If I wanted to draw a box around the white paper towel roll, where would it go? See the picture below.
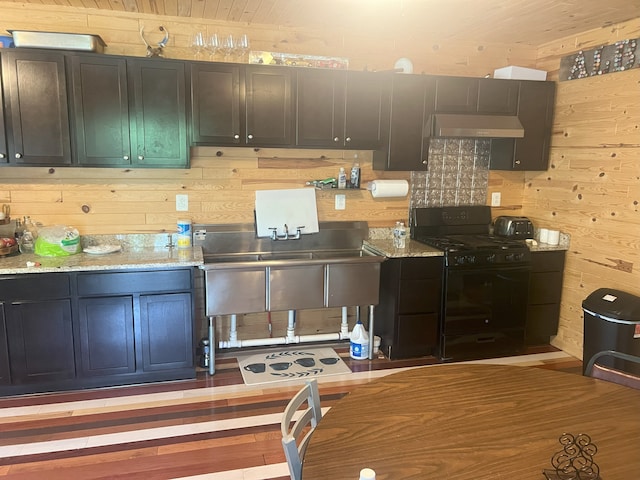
[367,180,409,198]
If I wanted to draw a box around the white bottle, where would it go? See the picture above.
[359,468,376,480]
[338,167,347,189]
[350,320,369,360]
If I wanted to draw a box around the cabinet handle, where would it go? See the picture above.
[123,155,129,161]
[234,134,240,140]
[138,155,144,161]
[345,137,352,143]
[0,153,5,159]
[515,159,521,165]
[333,137,340,142]
[422,160,427,164]
[247,134,254,140]
[15,153,22,159]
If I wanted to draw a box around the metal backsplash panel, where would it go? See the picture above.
[411,138,490,209]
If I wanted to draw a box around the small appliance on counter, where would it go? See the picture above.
[493,216,534,239]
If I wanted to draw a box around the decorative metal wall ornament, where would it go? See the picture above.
[543,433,601,480]
[560,37,638,81]
[140,26,169,58]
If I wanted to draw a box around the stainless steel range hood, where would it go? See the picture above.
[431,114,525,138]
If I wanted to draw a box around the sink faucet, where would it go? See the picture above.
[269,224,304,241]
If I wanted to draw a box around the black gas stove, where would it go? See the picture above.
[411,206,530,267]
[410,206,531,362]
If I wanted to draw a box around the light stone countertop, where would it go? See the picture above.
[0,233,203,275]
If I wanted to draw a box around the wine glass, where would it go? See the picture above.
[190,31,205,59]
[206,33,220,60]
[236,34,250,61]
[221,34,236,60]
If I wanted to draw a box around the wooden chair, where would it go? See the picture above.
[584,350,640,390]
[281,379,323,480]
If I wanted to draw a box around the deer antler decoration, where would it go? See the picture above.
[140,25,169,58]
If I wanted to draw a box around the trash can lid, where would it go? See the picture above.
[582,288,640,322]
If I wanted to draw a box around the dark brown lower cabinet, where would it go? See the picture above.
[526,250,566,345]
[375,257,443,359]
[0,268,195,396]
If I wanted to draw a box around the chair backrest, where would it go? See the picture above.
[584,350,640,390]
[281,379,323,480]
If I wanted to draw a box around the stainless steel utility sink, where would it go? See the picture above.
[195,221,385,316]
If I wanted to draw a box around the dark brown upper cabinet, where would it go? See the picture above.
[244,65,293,146]
[489,80,556,171]
[296,68,346,147]
[70,55,188,168]
[0,85,7,165]
[1,50,72,166]
[296,69,389,149]
[128,58,188,168]
[373,74,435,171]
[435,76,519,114]
[191,63,292,147]
[190,62,242,145]
[70,55,131,166]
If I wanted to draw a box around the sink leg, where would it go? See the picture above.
[208,316,215,375]
[368,305,375,360]
[286,310,296,342]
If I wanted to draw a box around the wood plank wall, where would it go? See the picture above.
[530,18,640,358]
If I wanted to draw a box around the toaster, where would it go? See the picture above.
[493,216,534,239]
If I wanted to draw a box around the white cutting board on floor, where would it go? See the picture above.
[255,188,319,238]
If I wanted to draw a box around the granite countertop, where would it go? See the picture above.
[0,233,203,275]
[365,229,570,258]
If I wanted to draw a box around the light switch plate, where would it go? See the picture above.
[176,194,189,211]
[335,194,346,210]
[491,192,501,207]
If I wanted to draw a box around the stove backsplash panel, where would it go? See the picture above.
[411,138,490,209]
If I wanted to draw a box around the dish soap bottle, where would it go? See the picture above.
[337,167,347,189]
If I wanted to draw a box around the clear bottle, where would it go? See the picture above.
[393,221,406,249]
[350,162,361,189]
[19,216,38,253]
[337,167,347,189]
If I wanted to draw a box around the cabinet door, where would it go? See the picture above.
[435,76,479,113]
[513,81,555,170]
[6,299,75,384]
[373,74,432,171]
[70,55,131,166]
[0,85,7,165]
[344,71,388,148]
[139,293,193,372]
[477,78,519,114]
[1,50,72,165]
[77,296,135,376]
[244,65,293,146]
[296,68,346,147]
[0,304,10,385]
[129,58,189,168]
[396,313,439,359]
[190,62,242,145]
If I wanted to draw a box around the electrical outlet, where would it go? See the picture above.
[176,194,189,211]
[335,194,346,210]
[491,192,501,207]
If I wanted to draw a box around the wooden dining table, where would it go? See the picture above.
[302,363,640,479]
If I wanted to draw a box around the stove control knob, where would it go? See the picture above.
[486,254,496,263]
[466,255,476,264]
[514,253,524,262]
[505,254,514,262]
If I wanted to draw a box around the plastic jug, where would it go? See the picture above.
[350,320,369,360]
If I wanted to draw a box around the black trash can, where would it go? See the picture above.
[582,288,640,375]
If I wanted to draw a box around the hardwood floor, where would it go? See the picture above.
[0,344,582,480]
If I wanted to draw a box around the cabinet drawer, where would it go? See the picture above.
[400,257,443,280]
[0,274,70,300]
[531,250,565,272]
[77,269,192,296]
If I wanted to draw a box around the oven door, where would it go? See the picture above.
[441,265,530,361]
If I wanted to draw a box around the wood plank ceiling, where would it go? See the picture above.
[13,0,640,46]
